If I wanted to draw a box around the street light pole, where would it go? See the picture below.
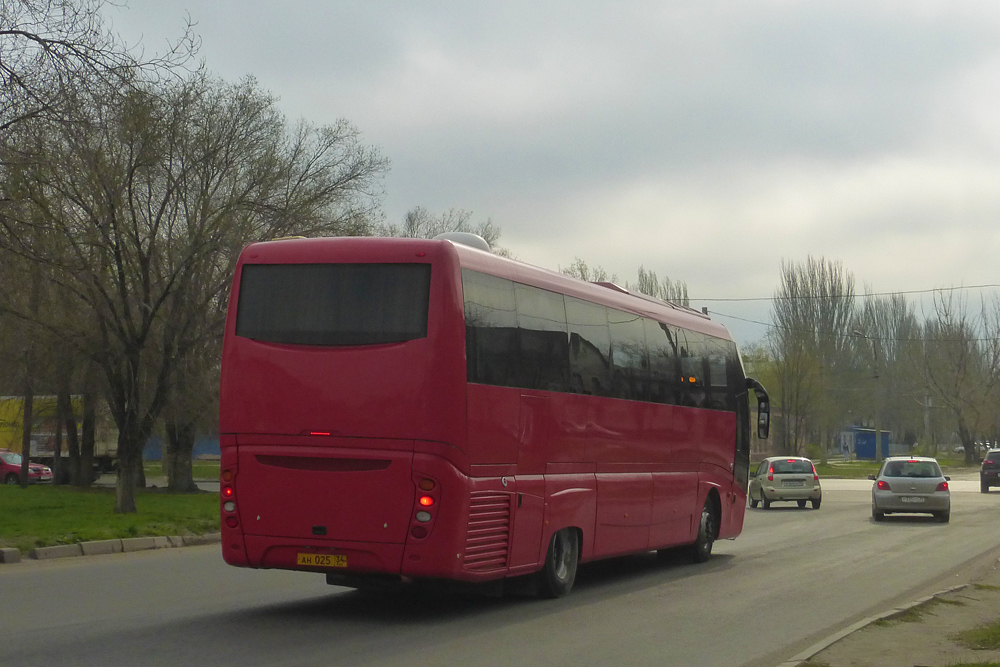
[852,330,883,463]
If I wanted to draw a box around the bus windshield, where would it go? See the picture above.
[235,263,431,346]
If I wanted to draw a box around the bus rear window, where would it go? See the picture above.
[235,263,431,346]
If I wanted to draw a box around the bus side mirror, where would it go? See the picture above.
[746,377,770,440]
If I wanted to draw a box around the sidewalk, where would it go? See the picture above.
[783,554,1000,667]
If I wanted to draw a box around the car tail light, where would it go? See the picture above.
[811,464,819,481]
[768,465,774,482]
[877,480,891,491]
[937,481,949,492]
[985,459,995,465]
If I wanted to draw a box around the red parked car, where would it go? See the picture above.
[0,449,53,484]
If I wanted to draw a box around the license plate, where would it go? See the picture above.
[783,480,804,487]
[900,496,925,503]
[297,553,347,568]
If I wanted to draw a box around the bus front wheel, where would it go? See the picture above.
[538,528,579,598]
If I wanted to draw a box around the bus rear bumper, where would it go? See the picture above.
[242,535,406,575]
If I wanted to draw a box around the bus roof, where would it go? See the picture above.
[240,236,733,341]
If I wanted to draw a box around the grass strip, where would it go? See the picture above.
[0,484,219,553]
[873,597,965,626]
[952,621,1000,650]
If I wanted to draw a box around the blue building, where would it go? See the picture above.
[842,426,890,460]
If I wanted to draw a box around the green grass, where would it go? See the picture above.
[873,597,965,626]
[0,484,219,553]
[952,621,1000,650]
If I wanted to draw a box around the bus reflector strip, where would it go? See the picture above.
[255,455,391,472]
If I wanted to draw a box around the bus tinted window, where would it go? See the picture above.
[645,319,680,405]
[514,283,570,392]
[608,309,649,401]
[235,263,431,346]
[463,270,518,386]
[566,297,611,396]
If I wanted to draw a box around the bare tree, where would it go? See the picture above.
[920,291,1000,464]
[1,0,193,132]
[560,260,689,306]
[768,257,856,457]
[1,72,388,511]
[380,206,509,255]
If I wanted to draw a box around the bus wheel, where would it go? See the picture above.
[691,501,717,564]
[538,529,579,598]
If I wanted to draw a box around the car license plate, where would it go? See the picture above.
[783,480,804,487]
[297,553,347,568]
[900,496,924,503]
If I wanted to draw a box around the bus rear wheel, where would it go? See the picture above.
[691,500,717,563]
[538,528,579,598]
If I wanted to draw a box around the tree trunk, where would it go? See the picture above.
[19,390,34,489]
[79,391,96,487]
[52,400,64,485]
[59,389,82,486]
[165,420,199,492]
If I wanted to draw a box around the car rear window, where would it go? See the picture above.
[882,461,942,478]
[771,460,813,474]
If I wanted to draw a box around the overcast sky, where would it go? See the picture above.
[109,1,1000,345]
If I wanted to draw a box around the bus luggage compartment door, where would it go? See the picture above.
[237,441,415,545]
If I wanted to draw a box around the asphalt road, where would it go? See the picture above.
[2,476,998,667]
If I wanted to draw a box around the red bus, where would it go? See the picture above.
[219,235,770,597]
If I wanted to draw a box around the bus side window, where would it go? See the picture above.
[463,270,518,387]
[566,297,611,396]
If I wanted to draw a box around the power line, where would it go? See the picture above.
[693,283,1000,303]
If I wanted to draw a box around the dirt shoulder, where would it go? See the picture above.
[800,556,1000,667]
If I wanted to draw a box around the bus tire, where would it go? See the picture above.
[691,500,717,564]
[538,528,579,598]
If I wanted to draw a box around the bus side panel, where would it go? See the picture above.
[466,384,519,465]
[508,475,545,572]
[593,472,652,557]
[649,471,699,548]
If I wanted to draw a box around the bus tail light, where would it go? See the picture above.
[418,495,434,507]
[415,511,432,523]
[410,526,428,539]
[937,481,949,492]
[225,516,239,528]
[877,480,891,491]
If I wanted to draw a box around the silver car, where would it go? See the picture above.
[748,456,822,509]
[869,456,950,522]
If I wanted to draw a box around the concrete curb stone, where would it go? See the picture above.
[29,543,84,560]
[80,539,123,556]
[0,533,221,564]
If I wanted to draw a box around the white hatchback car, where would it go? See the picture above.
[748,456,822,510]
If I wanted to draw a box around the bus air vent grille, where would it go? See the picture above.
[463,492,511,572]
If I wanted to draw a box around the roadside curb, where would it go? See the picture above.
[0,533,221,564]
[776,584,970,667]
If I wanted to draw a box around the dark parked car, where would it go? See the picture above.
[0,449,53,484]
[982,449,1000,493]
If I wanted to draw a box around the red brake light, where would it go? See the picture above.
[768,465,774,482]
[877,480,891,491]
[786,459,795,463]
[812,464,819,481]
[222,486,234,498]
[985,459,995,465]
[418,495,434,507]
[937,481,949,492]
